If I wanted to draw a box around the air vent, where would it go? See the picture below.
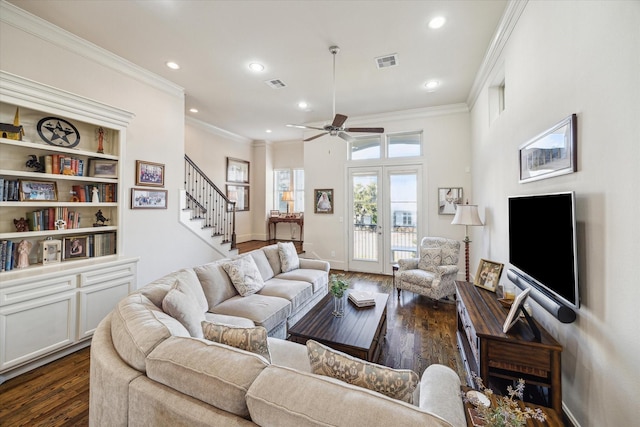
[264,78,287,89]
[375,53,399,69]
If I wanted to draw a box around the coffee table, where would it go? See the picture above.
[288,292,388,362]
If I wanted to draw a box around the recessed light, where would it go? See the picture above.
[298,101,308,109]
[166,61,180,70]
[266,129,272,133]
[424,80,440,91]
[428,16,446,29]
[189,108,198,113]
[249,63,265,72]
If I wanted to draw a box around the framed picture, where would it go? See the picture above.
[135,160,165,187]
[226,184,249,211]
[226,157,250,184]
[270,210,280,217]
[519,113,577,183]
[39,239,62,264]
[19,180,58,201]
[314,189,333,214]
[89,159,118,178]
[474,259,504,292]
[438,187,462,215]
[503,287,531,333]
[63,236,89,260]
[131,188,168,209]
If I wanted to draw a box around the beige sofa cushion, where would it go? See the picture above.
[204,312,255,328]
[276,269,328,293]
[111,293,189,372]
[307,340,419,404]
[162,281,206,338]
[247,249,275,281]
[261,244,282,275]
[194,259,238,309]
[202,321,271,362]
[212,294,291,332]
[418,247,442,272]
[246,365,454,427]
[258,278,313,311]
[146,336,269,418]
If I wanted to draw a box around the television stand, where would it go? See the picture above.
[455,281,563,414]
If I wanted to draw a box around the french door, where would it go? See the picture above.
[348,165,421,274]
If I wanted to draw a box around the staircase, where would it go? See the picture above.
[180,155,237,258]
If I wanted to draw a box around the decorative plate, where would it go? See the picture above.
[37,117,80,148]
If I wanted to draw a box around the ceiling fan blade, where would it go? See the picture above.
[304,132,329,142]
[337,131,355,143]
[332,114,348,128]
[287,124,325,131]
[344,127,385,133]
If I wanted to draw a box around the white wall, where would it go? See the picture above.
[302,107,472,272]
[469,2,640,425]
[0,8,222,285]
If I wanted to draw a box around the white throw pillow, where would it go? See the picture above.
[418,247,442,272]
[162,280,206,338]
[278,241,300,273]
[222,256,265,296]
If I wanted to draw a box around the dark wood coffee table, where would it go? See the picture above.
[288,292,388,362]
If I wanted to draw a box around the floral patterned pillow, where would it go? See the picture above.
[418,247,442,272]
[278,241,300,273]
[202,321,271,362]
[306,339,419,403]
[222,256,264,296]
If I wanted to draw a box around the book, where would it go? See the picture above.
[348,290,376,308]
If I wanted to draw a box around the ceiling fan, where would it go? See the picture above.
[287,46,384,142]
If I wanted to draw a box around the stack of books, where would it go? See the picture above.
[348,291,376,308]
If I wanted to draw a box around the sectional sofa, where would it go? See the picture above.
[89,242,466,426]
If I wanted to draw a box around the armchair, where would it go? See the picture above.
[396,237,461,307]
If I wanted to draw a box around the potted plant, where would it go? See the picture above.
[329,274,349,317]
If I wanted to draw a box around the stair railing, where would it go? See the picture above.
[184,155,236,249]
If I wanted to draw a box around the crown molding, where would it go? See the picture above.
[466,0,528,109]
[186,116,252,145]
[0,0,184,98]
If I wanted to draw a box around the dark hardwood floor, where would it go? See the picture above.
[0,240,464,426]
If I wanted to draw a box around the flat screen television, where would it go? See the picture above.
[508,191,580,309]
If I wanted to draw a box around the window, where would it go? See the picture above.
[274,168,304,212]
[350,136,381,160]
[388,131,422,158]
[349,131,422,160]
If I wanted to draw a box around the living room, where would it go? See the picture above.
[0,1,638,426]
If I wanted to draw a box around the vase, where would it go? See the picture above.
[332,294,346,317]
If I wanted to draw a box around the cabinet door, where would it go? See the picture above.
[0,291,77,371]
[77,278,130,339]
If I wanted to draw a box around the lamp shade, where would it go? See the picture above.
[451,204,484,226]
[281,191,294,202]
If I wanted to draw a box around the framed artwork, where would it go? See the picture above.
[438,187,462,215]
[63,236,89,260]
[270,210,280,217]
[89,159,118,178]
[19,180,58,201]
[503,287,531,333]
[131,188,168,209]
[226,157,250,184]
[40,239,62,264]
[519,113,577,183]
[474,259,504,292]
[226,184,249,211]
[135,160,165,187]
[314,189,333,214]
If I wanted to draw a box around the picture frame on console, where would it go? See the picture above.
[474,259,504,292]
[519,113,577,183]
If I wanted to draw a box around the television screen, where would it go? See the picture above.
[508,192,579,308]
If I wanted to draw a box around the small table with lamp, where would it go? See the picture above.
[268,214,304,242]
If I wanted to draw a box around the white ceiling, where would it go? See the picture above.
[8,0,508,142]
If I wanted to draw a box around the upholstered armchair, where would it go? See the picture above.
[396,237,461,307]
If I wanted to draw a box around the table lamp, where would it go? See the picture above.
[451,203,484,282]
[282,191,294,215]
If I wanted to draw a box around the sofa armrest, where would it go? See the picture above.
[299,258,330,272]
[437,265,458,276]
[419,364,466,427]
[398,258,419,271]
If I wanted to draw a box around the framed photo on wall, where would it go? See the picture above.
[226,157,250,184]
[314,189,333,214]
[227,184,249,211]
[131,188,168,209]
[438,187,462,215]
[474,259,504,292]
[135,160,165,187]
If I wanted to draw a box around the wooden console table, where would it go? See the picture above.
[455,281,563,414]
[268,216,303,242]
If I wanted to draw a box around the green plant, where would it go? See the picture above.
[464,374,546,427]
[329,274,349,298]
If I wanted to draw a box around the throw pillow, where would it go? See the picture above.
[202,321,271,362]
[418,247,442,272]
[222,256,264,296]
[306,340,419,403]
[278,241,300,273]
[162,280,206,338]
